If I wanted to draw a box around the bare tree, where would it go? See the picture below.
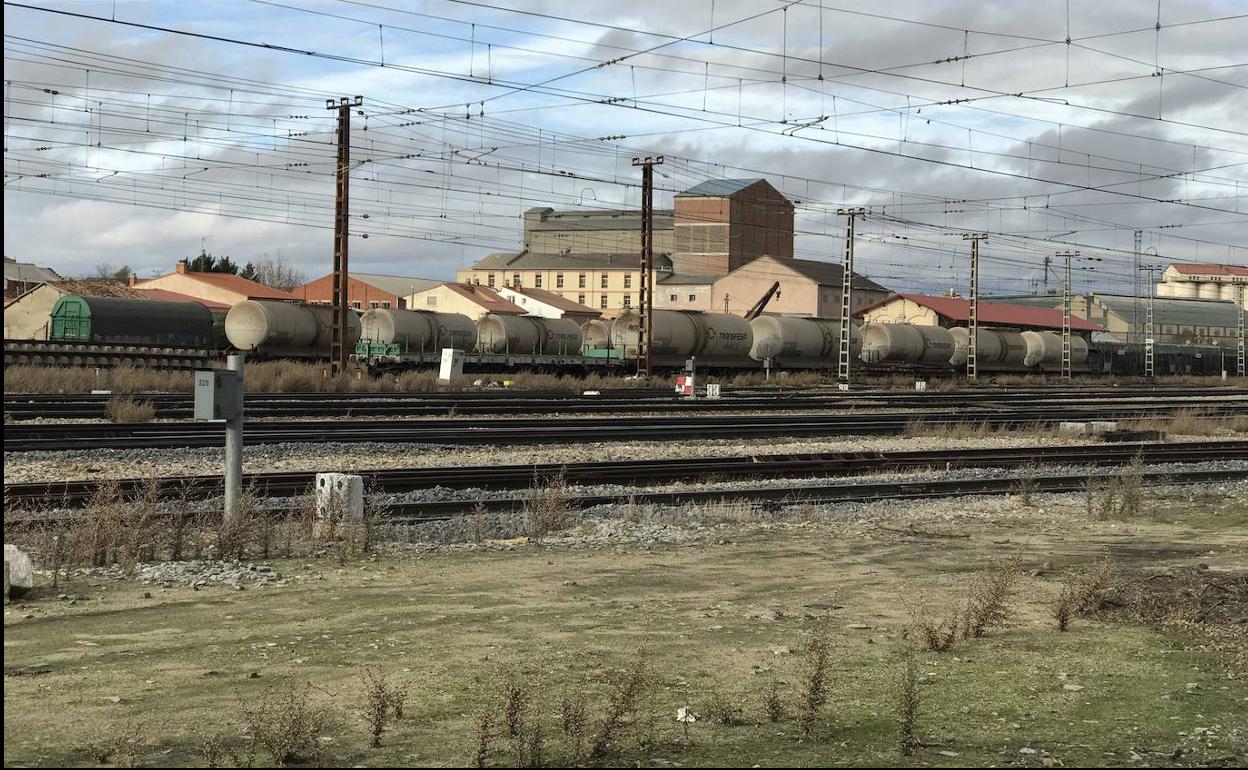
[252,255,307,291]
[93,263,132,282]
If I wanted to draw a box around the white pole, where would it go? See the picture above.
[224,353,245,521]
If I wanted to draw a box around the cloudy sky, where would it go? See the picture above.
[4,0,1246,295]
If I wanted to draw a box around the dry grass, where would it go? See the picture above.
[1129,408,1248,436]
[902,418,1057,440]
[524,470,573,543]
[104,396,156,423]
[797,633,831,738]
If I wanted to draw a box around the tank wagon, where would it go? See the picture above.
[49,295,218,348]
[748,316,860,365]
[859,323,956,367]
[358,308,476,356]
[476,314,583,355]
[609,309,754,366]
[225,300,361,358]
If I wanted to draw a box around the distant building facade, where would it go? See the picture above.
[132,262,297,305]
[4,257,62,300]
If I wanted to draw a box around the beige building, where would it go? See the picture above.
[457,252,667,315]
[709,257,890,318]
[132,261,297,305]
[405,282,525,320]
[494,285,601,324]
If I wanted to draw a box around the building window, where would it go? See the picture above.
[513,273,521,287]
[487,273,495,287]
[688,294,696,302]
[370,301,380,308]
[382,301,391,308]
[600,295,608,309]
[578,273,586,288]
[670,294,678,302]
[600,275,608,289]
[535,274,543,288]
[427,296,437,306]
[556,273,565,288]
[351,301,361,309]
[624,274,632,289]
[578,294,586,305]
[623,296,632,307]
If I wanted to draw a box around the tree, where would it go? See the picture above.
[252,255,307,292]
[184,249,239,274]
[93,263,132,282]
[239,262,258,281]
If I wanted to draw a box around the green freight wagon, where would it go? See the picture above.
[49,295,216,347]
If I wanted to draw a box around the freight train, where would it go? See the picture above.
[22,296,1225,376]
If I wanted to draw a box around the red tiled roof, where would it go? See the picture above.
[859,293,1104,332]
[441,283,526,314]
[136,287,232,311]
[508,286,602,316]
[1168,263,1248,277]
[181,271,298,300]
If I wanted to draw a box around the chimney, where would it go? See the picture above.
[175,261,187,274]
[128,274,137,287]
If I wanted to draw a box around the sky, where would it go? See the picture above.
[3,0,1246,296]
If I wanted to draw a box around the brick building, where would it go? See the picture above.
[293,272,441,310]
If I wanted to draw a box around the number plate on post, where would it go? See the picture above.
[193,368,240,421]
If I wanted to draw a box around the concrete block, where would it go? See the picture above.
[1058,422,1089,435]
[439,348,465,381]
[314,473,364,539]
[1090,421,1119,433]
[4,544,33,600]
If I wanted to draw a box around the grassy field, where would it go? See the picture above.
[3,488,1246,768]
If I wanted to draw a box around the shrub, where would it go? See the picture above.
[238,682,330,766]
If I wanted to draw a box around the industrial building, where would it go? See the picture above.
[1158,263,1247,305]
[994,292,1242,347]
[457,178,882,319]
[293,272,441,310]
[859,293,1104,338]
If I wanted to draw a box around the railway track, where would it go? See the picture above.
[4,386,1242,420]
[383,467,1248,521]
[4,400,1244,452]
[7,440,1245,508]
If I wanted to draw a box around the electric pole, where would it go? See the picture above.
[1132,229,1142,349]
[632,155,663,377]
[837,208,866,386]
[963,233,988,382]
[327,95,362,376]
[1143,264,1158,377]
[1057,250,1079,379]
[1238,284,1245,377]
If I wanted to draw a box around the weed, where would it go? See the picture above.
[474,710,492,769]
[589,651,651,762]
[798,634,831,738]
[504,684,527,738]
[893,657,920,756]
[705,689,743,726]
[105,395,156,423]
[907,599,961,652]
[525,470,572,543]
[762,678,785,723]
[962,559,1018,639]
[361,667,392,747]
[81,722,143,767]
[239,682,329,766]
[1016,464,1039,507]
[1052,580,1078,632]
[560,693,588,760]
